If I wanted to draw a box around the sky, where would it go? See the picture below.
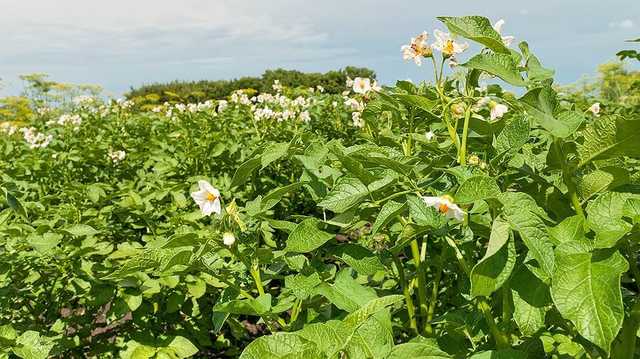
[0,0,639,97]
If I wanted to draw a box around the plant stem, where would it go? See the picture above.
[393,255,418,333]
[459,105,472,165]
[612,301,640,359]
[250,262,266,296]
[445,236,510,348]
[410,239,431,335]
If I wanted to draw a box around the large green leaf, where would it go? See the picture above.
[437,16,510,54]
[315,269,377,312]
[550,241,628,353]
[511,265,550,336]
[318,177,369,213]
[470,217,516,297]
[498,192,555,277]
[494,115,529,154]
[371,200,406,235]
[261,142,290,168]
[455,175,501,204]
[462,53,526,86]
[332,244,384,275]
[519,87,584,138]
[231,157,261,188]
[285,219,334,253]
[577,115,640,167]
[387,342,451,359]
[239,333,322,359]
[586,192,634,248]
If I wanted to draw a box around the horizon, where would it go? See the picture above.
[1,0,639,97]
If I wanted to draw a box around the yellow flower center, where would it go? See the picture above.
[438,203,449,214]
[206,192,217,201]
[444,40,455,55]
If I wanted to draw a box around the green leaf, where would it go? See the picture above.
[342,295,404,328]
[315,269,377,312]
[12,331,54,359]
[261,142,290,169]
[578,167,629,200]
[455,176,501,204]
[318,177,369,213]
[371,200,406,235]
[519,87,584,138]
[470,217,516,297]
[499,192,555,277]
[285,219,333,253]
[213,294,272,315]
[511,265,550,336]
[61,224,99,237]
[387,342,451,359]
[230,157,261,188]
[285,272,322,300]
[495,115,529,154]
[437,16,510,54]
[469,349,526,359]
[167,336,199,358]
[586,192,634,248]
[333,244,384,275]
[577,116,640,167]
[261,182,307,212]
[548,215,585,245]
[406,195,446,228]
[239,333,322,359]
[462,53,526,86]
[550,241,628,353]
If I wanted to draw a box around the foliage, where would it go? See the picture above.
[1,15,640,359]
[126,67,376,109]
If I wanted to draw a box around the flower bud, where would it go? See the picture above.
[222,232,236,246]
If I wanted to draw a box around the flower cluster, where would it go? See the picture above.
[0,122,18,136]
[342,77,380,128]
[20,127,53,149]
[47,114,82,128]
[107,149,126,164]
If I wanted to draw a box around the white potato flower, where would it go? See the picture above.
[422,195,465,221]
[588,102,601,116]
[191,180,222,216]
[431,29,469,57]
[401,31,432,66]
[352,77,372,94]
[489,101,508,120]
[425,130,435,141]
[493,19,515,47]
[222,232,236,246]
[108,149,126,163]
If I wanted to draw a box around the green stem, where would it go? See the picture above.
[410,239,431,335]
[445,236,510,348]
[426,262,442,337]
[459,105,472,165]
[393,255,417,333]
[250,262,266,296]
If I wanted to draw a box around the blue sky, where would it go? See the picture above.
[0,0,638,97]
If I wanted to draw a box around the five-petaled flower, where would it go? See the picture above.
[493,19,515,47]
[352,77,372,94]
[489,101,508,120]
[191,180,222,216]
[401,31,432,66]
[431,29,469,57]
[422,195,465,221]
[588,102,601,116]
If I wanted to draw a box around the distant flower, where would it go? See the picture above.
[489,101,508,120]
[316,85,325,93]
[346,77,354,88]
[352,112,364,128]
[468,154,481,166]
[191,180,222,216]
[272,80,283,92]
[222,232,236,246]
[431,29,469,57]
[108,149,126,163]
[425,130,435,141]
[401,31,432,66]
[352,77,372,94]
[372,80,382,92]
[588,102,601,116]
[217,100,228,113]
[493,19,515,46]
[451,103,465,119]
[422,195,465,221]
[299,110,311,123]
[344,98,364,111]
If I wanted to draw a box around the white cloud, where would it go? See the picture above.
[609,19,634,29]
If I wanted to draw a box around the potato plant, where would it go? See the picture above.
[1,15,639,359]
